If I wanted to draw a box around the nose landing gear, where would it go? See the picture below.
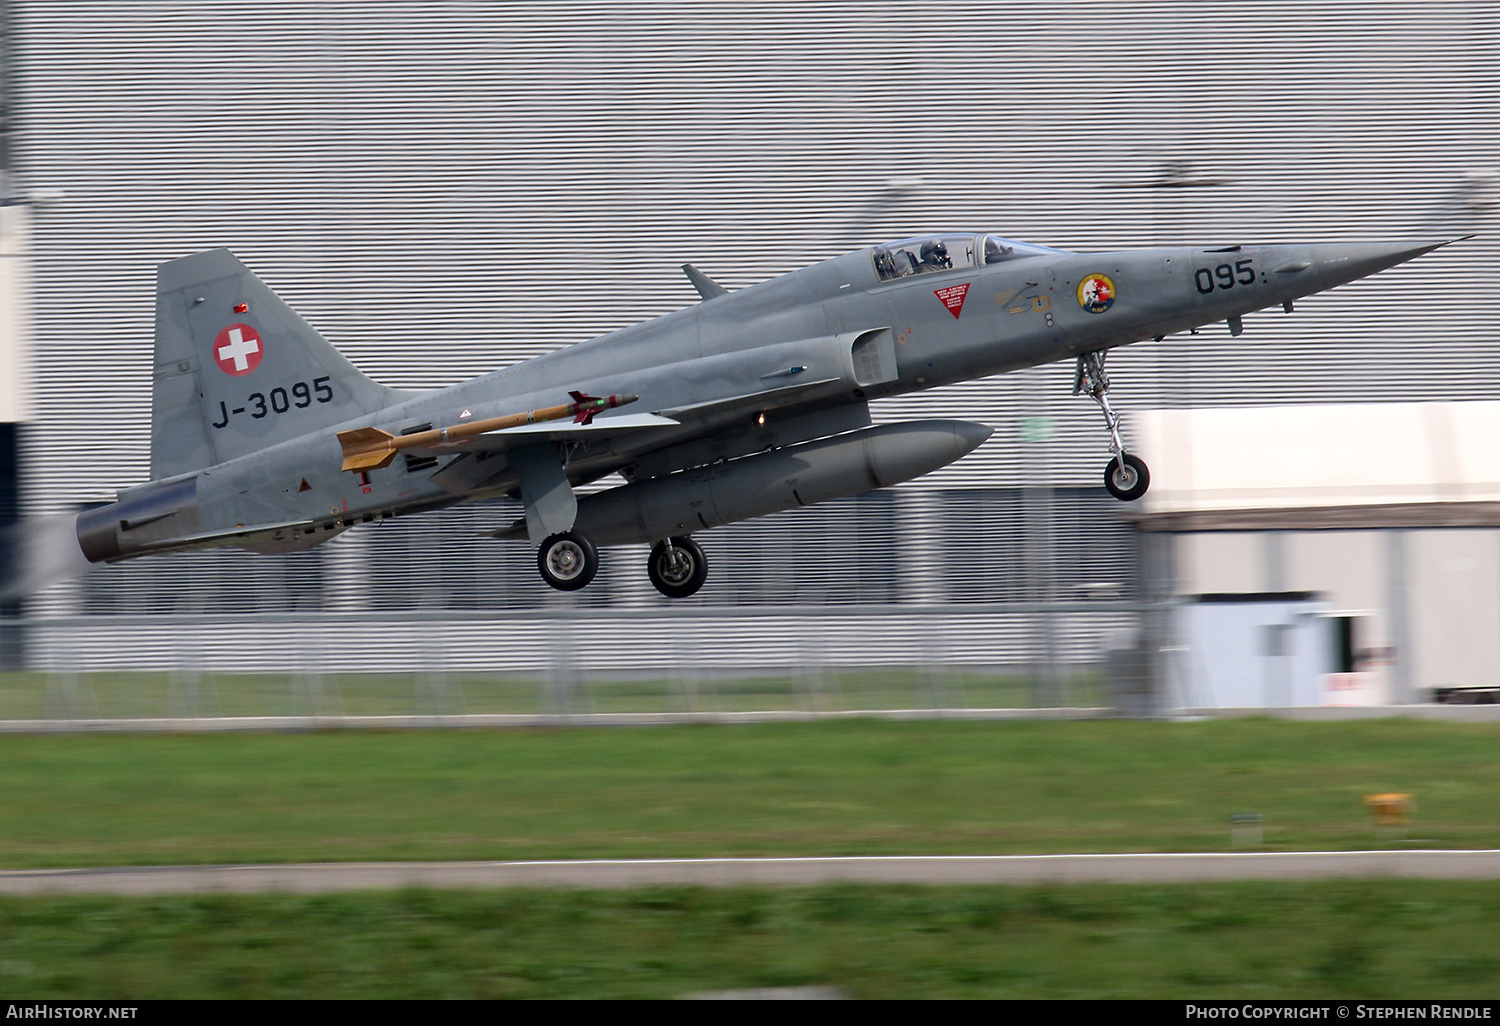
[1105,452,1150,502]
[1074,351,1150,502]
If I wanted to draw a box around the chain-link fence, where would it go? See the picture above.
[0,600,1168,725]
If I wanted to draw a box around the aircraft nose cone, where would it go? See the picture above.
[1301,238,1460,290]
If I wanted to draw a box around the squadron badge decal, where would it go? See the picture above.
[1077,274,1116,314]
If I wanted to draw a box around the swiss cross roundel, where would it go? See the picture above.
[213,323,264,376]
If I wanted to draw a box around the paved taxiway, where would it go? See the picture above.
[2,705,1498,734]
[4,851,1500,895]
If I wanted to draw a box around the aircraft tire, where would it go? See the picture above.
[1104,453,1150,501]
[647,536,708,599]
[537,531,599,591]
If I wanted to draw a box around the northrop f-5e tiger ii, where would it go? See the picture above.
[77,232,1456,597]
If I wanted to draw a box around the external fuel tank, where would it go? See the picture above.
[496,419,993,546]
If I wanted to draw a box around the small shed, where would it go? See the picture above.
[1133,402,1500,705]
[1176,593,1337,708]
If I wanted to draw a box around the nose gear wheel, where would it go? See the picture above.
[1104,452,1150,501]
[1074,351,1150,502]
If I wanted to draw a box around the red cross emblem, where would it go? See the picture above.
[213,323,263,376]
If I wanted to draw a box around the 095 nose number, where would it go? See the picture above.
[1195,259,1255,293]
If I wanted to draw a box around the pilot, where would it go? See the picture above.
[984,237,1014,264]
[920,238,952,270]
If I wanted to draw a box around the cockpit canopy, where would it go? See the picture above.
[871,233,1066,283]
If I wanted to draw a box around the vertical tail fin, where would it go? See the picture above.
[150,249,409,479]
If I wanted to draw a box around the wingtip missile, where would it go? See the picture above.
[339,392,641,471]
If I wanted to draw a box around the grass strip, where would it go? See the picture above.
[2,881,1498,999]
[1,719,1497,867]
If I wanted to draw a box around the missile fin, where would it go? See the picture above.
[341,449,399,472]
[569,390,600,424]
[336,426,397,472]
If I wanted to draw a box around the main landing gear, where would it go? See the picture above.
[1074,350,1150,502]
[647,536,708,599]
[535,530,709,599]
[537,531,598,591]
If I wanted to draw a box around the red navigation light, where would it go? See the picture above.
[233,302,248,313]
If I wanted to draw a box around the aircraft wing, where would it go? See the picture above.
[456,377,844,468]
[424,412,681,453]
[417,375,838,458]
[659,376,844,422]
[424,380,844,496]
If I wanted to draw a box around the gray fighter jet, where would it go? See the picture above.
[76,232,1455,597]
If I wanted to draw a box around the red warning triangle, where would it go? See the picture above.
[934,283,970,318]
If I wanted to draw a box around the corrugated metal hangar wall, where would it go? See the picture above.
[6,1,1498,683]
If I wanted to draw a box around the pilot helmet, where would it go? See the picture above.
[921,239,949,264]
